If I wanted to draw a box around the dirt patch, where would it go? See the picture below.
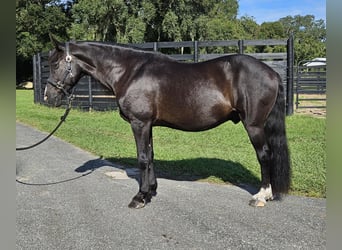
[295,108,326,117]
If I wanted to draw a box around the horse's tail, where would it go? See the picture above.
[264,78,291,195]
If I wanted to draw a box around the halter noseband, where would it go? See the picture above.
[47,42,74,97]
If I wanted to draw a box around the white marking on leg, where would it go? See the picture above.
[252,184,273,202]
[43,86,48,101]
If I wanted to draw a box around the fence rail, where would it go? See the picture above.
[33,37,295,114]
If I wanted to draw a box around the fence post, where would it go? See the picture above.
[194,40,198,62]
[33,54,38,103]
[88,76,93,111]
[286,34,294,115]
[238,40,244,54]
[37,53,42,104]
[153,42,158,52]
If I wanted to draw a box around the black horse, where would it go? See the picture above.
[44,35,290,209]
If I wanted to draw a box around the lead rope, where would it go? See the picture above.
[16,91,74,151]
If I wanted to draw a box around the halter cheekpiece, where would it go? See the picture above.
[47,42,74,96]
[65,42,72,63]
[65,42,73,76]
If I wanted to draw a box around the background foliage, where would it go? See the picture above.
[16,0,326,83]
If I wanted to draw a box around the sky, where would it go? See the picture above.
[237,0,326,24]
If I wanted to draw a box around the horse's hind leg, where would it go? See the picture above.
[244,125,274,207]
[128,119,157,209]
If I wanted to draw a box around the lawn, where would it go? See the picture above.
[16,90,326,197]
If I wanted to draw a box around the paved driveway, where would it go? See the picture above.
[16,122,326,249]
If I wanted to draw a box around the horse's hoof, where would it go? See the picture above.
[128,198,145,209]
[249,198,266,207]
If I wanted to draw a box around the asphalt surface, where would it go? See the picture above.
[16,122,326,249]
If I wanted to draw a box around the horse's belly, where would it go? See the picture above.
[156,98,233,131]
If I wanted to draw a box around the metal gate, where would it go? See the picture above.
[295,60,326,110]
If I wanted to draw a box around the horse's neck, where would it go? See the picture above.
[78,45,131,92]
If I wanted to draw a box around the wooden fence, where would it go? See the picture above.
[33,37,295,114]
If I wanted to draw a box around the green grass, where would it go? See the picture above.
[16,90,326,198]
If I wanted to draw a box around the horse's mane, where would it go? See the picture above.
[75,40,145,50]
[74,40,174,61]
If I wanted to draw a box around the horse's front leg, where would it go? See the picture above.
[148,134,158,197]
[128,120,156,209]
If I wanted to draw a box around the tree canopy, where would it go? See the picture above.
[16,0,326,82]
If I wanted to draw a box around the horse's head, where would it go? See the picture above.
[44,35,83,107]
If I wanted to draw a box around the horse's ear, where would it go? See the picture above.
[49,33,64,51]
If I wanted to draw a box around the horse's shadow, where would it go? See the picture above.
[75,157,260,195]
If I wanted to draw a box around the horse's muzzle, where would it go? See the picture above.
[44,84,63,107]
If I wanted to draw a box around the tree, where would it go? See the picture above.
[257,21,286,53]
[279,15,326,64]
[16,0,72,82]
[259,21,285,39]
[238,15,260,39]
[69,0,127,41]
[68,0,240,43]
[16,1,326,82]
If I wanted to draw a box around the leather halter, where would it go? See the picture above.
[47,42,74,97]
